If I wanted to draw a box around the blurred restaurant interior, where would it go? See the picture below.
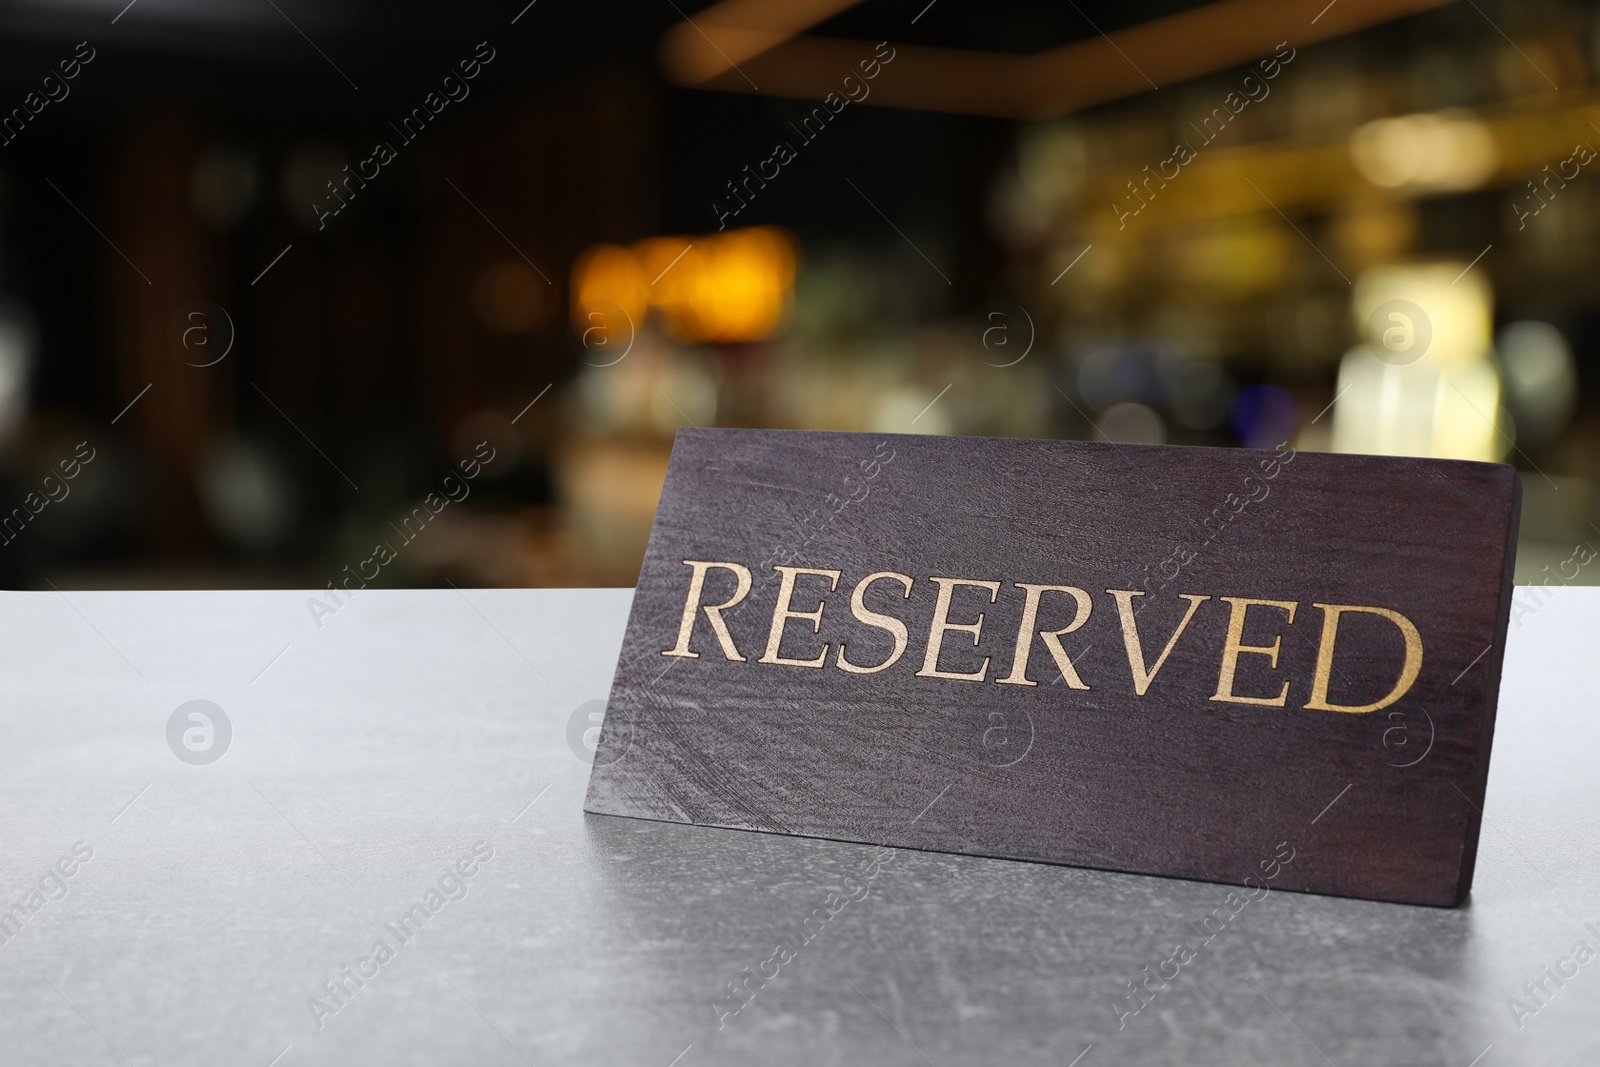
[0,0,1597,591]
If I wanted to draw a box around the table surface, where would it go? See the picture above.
[0,586,1596,1067]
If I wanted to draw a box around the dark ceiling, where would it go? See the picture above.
[0,0,1210,113]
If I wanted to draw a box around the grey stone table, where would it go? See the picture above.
[0,586,1595,1067]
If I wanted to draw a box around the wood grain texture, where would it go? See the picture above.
[583,429,1521,906]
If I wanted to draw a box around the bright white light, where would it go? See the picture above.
[1333,262,1504,462]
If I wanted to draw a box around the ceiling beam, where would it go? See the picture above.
[659,0,866,85]
[668,0,1463,119]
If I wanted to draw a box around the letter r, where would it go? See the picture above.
[662,560,753,661]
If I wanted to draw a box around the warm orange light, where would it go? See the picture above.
[571,244,650,339]
[571,227,796,345]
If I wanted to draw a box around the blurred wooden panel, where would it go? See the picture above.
[111,117,226,553]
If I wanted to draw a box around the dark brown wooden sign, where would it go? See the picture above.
[583,430,1520,906]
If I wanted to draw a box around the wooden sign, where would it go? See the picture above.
[583,430,1520,906]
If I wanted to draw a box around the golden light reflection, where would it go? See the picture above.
[1348,111,1498,192]
[571,227,796,344]
[1168,218,1292,294]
